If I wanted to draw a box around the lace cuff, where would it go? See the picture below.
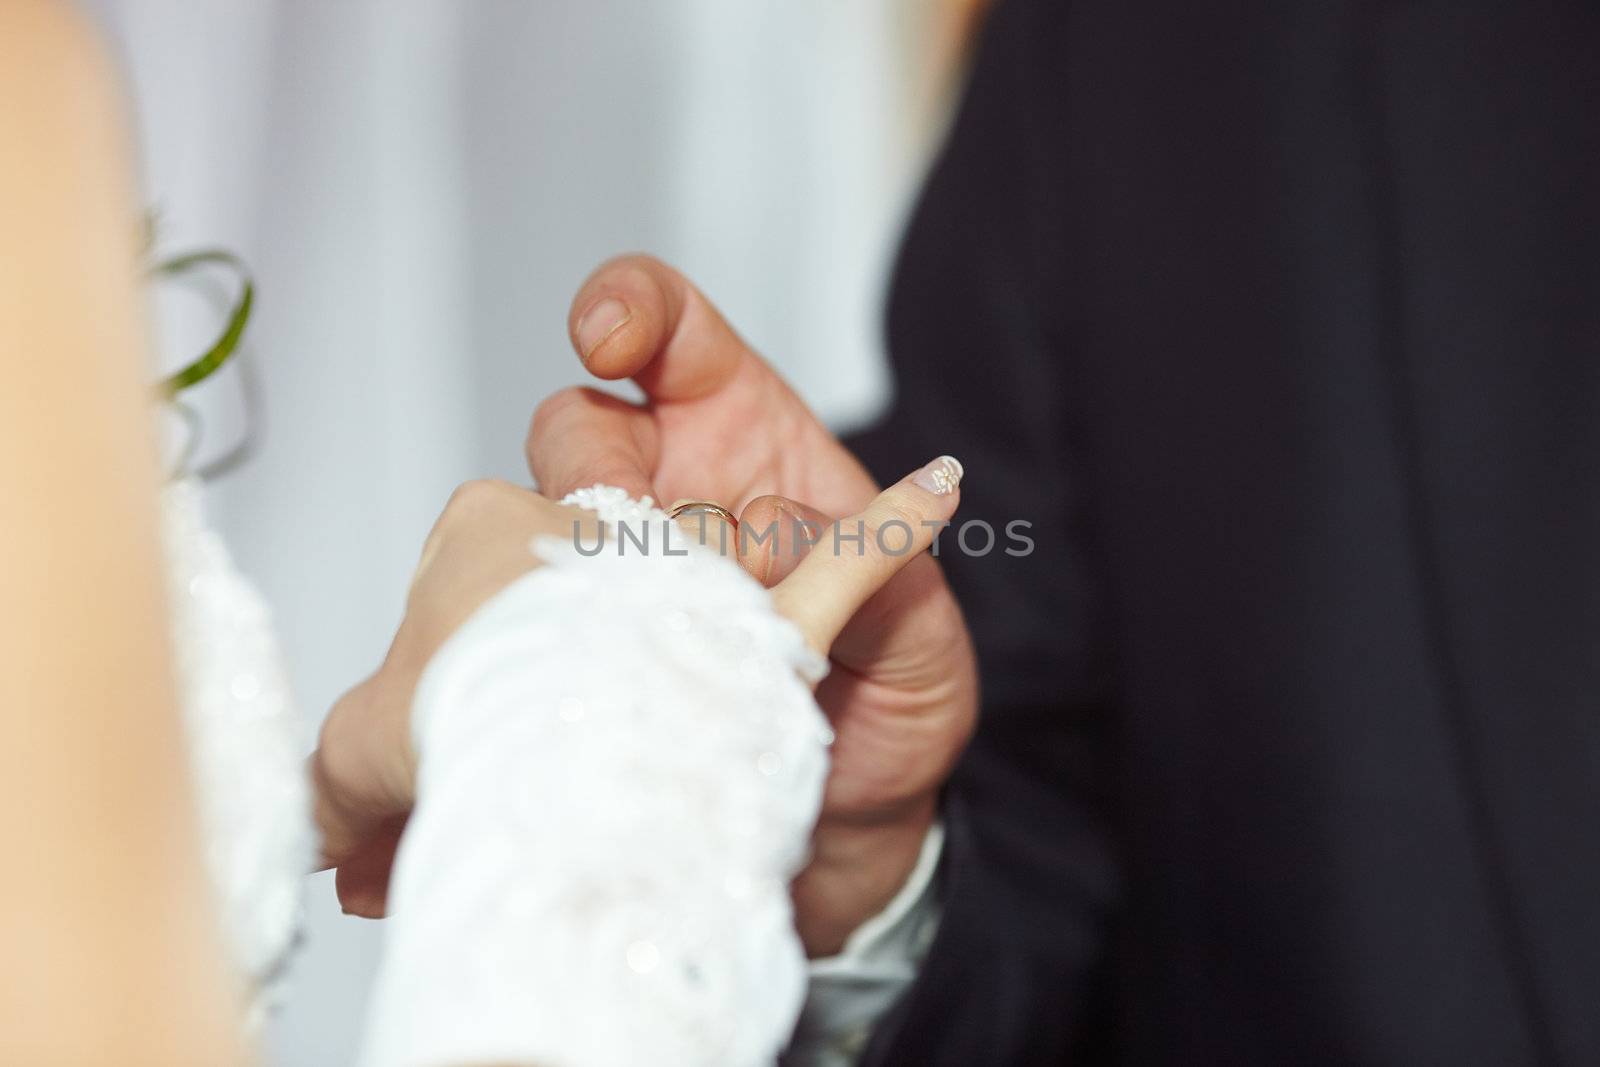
[359,487,832,1067]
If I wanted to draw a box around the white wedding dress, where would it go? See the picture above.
[160,480,906,1066]
[161,477,313,1027]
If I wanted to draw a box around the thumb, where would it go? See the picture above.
[568,254,756,403]
[772,456,964,654]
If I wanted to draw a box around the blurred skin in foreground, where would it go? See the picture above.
[0,2,250,1063]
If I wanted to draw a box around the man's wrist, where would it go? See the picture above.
[793,799,936,957]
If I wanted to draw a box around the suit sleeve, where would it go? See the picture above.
[846,2,1122,1061]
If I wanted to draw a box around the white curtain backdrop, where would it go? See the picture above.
[81,2,931,1063]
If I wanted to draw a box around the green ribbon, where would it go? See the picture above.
[152,249,255,396]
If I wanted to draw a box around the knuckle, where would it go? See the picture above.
[854,502,925,565]
[873,496,926,536]
[527,387,589,450]
[568,461,626,494]
[856,525,905,565]
[445,478,516,516]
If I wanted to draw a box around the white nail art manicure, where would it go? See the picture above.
[913,455,965,495]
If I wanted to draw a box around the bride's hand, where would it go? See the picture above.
[313,481,592,914]
[314,465,963,918]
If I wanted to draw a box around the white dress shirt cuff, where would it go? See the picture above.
[783,821,945,1065]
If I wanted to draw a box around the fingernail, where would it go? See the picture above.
[576,297,630,358]
[911,455,964,496]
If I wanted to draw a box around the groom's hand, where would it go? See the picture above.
[528,255,978,955]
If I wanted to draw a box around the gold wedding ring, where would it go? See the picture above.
[667,499,739,529]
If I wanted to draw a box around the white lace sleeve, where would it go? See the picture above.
[160,478,312,1028]
[359,487,833,1067]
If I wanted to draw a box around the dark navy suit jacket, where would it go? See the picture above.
[851,3,1600,1062]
